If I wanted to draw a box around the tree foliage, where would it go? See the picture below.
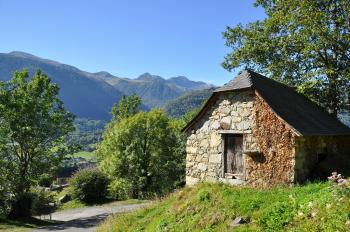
[111,94,142,122]
[96,109,185,198]
[0,70,75,195]
[223,0,350,115]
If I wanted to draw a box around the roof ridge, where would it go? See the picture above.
[244,69,253,86]
[213,69,253,92]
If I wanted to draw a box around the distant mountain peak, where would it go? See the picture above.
[94,71,114,78]
[168,76,189,81]
[8,51,40,59]
[167,75,214,90]
[0,51,124,120]
[0,51,214,119]
[137,73,164,82]
[6,51,64,68]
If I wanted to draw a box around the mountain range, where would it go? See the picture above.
[0,51,213,120]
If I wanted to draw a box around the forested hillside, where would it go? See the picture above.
[101,73,183,108]
[0,52,123,120]
[0,51,213,120]
[67,118,106,152]
[163,88,213,118]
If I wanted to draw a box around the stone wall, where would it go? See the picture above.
[185,90,257,186]
[295,136,350,182]
[185,89,350,187]
[245,93,297,187]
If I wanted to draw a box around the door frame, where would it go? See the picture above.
[222,133,244,178]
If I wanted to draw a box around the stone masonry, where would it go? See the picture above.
[186,90,258,186]
[185,70,350,187]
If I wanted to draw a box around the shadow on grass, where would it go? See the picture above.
[0,217,61,229]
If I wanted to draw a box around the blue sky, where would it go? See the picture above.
[0,0,265,85]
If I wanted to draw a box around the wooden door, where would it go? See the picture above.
[224,134,243,174]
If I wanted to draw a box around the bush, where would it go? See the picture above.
[7,188,55,219]
[8,192,35,219]
[38,174,54,187]
[31,188,55,216]
[108,178,133,200]
[69,168,109,203]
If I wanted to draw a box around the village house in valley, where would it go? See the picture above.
[183,70,350,187]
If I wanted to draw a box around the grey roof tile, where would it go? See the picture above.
[214,70,253,92]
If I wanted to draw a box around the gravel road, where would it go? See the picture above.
[33,202,148,232]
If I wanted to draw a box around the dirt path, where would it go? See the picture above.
[33,202,148,232]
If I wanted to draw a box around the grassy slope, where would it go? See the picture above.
[97,182,350,232]
[72,151,94,159]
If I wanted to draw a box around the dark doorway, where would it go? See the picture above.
[224,134,243,174]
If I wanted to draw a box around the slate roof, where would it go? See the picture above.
[213,70,253,92]
[183,70,350,136]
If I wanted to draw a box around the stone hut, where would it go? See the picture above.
[182,70,350,187]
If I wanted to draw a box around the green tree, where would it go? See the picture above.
[111,94,142,122]
[96,109,185,198]
[0,70,75,194]
[223,0,350,116]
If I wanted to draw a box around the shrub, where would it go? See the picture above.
[31,188,55,216]
[38,174,54,187]
[69,168,109,203]
[327,172,350,198]
[108,178,133,200]
[8,192,35,219]
[7,188,55,219]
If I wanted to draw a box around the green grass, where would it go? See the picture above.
[52,187,86,211]
[58,199,149,211]
[118,199,149,205]
[72,151,94,159]
[57,199,87,211]
[50,187,84,211]
[53,186,148,211]
[53,187,69,200]
[0,217,59,232]
[97,182,350,232]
